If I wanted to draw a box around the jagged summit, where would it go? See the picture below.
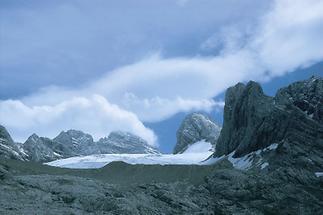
[54,130,94,144]
[53,129,96,156]
[0,127,161,162]
[0,125,14,144]
[174,113,221,154]
[23,134,62,162]
[27,133,40,142]
[98,131,159,154]
[275,75,323,123]
[0,125,25,160]
[215,76,323,160]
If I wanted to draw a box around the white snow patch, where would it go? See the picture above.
[254,143,279,156]
[315,172,323,177]
[46,151,214,169]
[31,135,38,143]
[264,143,279,151]
[183,140,213,153]
[228,152,253,170]
[0,143,11,150]
[204,142,279,170]
[261,162,269,170]
[18,146,28,157]
[53,152,62,157]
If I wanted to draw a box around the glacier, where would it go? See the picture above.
[46,140,214,169]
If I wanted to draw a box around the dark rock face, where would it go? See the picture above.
[215,76,323,158]
[97,131,159,154]
[174,113,221,154]
[205,162,323,215]
[275,76,323,123]
[0,125,25,160]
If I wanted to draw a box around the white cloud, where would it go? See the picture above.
[1,0,323,143]
[121,93,223,122]
[0,95,157,145]
[251,0,323,75]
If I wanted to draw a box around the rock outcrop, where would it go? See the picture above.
[53,130,98,156]
[275,76,323,123]
[215,76,323,159]
[22,134,63,162]
[97,131,159,154]
[0,125,25,160]
[174,113,221,154]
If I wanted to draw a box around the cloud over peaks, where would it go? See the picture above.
[1,0,323,145]
[0,95,157,145]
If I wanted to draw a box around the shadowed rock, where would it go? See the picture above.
[215,76,323,159]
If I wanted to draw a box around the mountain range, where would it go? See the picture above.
[0,76,322,214]
[0,128,160,162]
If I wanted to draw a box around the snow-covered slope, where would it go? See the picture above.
[182,140,213,153]
[46,141,214,169]
[174,113,221,154]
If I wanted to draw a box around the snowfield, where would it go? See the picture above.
[46,140,214,169]
[45,141,281,170]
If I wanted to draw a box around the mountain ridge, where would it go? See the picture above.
[0,76,323,214]
[0,127,160,162]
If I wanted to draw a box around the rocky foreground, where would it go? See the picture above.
[1,76,323,214]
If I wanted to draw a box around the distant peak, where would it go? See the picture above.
[30,133,39,138]
[64,129,85,135]
[55,129,91,139]
[26,133,40,143]
[108,131,146,142]
[174,112,221,154]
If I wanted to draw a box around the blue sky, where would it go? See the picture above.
[0,0,323,152]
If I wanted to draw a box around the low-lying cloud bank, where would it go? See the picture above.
[1,0,323,144]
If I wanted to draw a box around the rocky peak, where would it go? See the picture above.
[275,75,323,123]
[98,131,160,154]
[174,113,221,154]
[23,134,62,162]
[0,125,25,160]
[27,133,40,143]
[54,130,94,145]
[215,76,323,159]
[0,125,14,145]
[108,131,147,146]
